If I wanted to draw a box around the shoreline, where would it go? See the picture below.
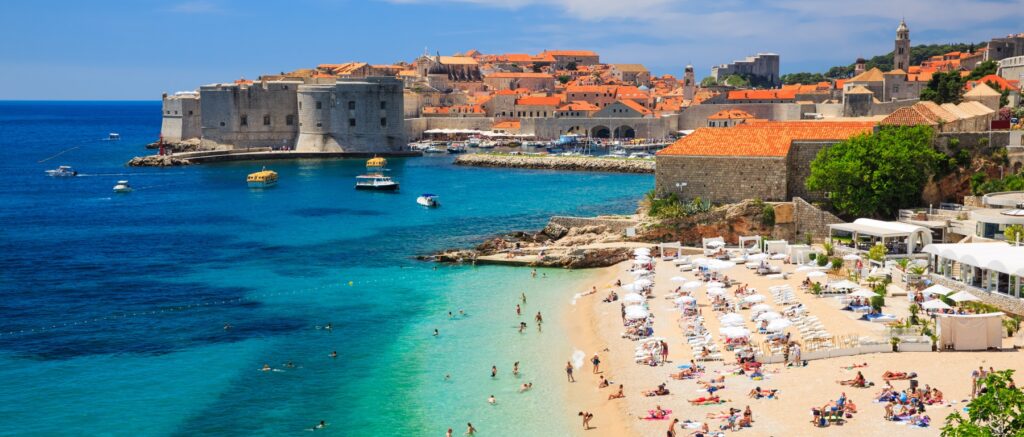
[455,153,655,174]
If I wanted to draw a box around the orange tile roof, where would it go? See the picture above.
[658,121,876,157]
[726,89,797,101]
[707,109,755,120]
[567,85,617,94]
[849,68,885,82]
[541,50,598,57]
[966,74,1020,92]
[617,99,653,115]
[557,101,601,111]
[879,101,957,126]
[486,72,554,79]
[500,54,534,63]
[515,96,562,106]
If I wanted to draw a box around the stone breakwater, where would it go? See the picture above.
[127,155,192,167]
[454,154,655,173]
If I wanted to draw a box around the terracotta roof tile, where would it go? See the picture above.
[707,109,755,120]
[515,96,562,106]
[657,121,876,158]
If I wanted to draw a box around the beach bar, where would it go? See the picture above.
[828,218,932,257]
[923,242,1024,297]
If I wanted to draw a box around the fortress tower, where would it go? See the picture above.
[894,19,910,71]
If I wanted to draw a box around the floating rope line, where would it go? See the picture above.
[37,147,79,163]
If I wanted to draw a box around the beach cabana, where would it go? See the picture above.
[763,240,788,255]
[787,244,814,264]
[702,237,726,255]
[936,312,1004,351]
[658,242,682,260]
[739,235,762,254]
[828,219,932,257]
[923,242,1024,297]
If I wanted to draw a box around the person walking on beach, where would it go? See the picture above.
[531,269,537,278]
[566,361,575,382]
[491,365,497,378]
[519,322,527,333]
[578,411,593,430]
[521,292,527,304]
[667,418,679,437]
[660,340,669,365]
[591,353,601,374]
[465,422,476,435]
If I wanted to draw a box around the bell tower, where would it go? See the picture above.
[683,65,695,101]
[894,19,910,71]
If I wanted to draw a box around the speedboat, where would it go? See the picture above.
[45,165,78,177]
[446,143,467,154]
[609,148,628,157]
[247,167,278,188]
[417,194,440,207]
[112,180,132,193]
[108,133,121,141]
[355,174,399,191]
[629,152,653,159]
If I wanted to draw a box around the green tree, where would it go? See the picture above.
[781,72,827,85]
[967,60,999,80]
[723,74,749,87]
[921,71,965,104]
[565,62,577,71]
[806,126,945,218]
[867,244,887,262]
[942,370,1024,436]
[761,204,776,226]
[700,76,717,87]
[1006,224,1024,244]
[557,75,571,84]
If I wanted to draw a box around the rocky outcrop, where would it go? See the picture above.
[454,154,655,173]
[127,155,192,167]
[145,138,202,153]
[639,200,780,244]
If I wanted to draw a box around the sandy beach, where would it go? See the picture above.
[562,255,1024,436]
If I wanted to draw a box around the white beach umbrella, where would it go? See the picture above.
[849,289,879,299]
[691,257,713,266]
[624,305,649,320]
[708,260,736,271]
[683,281,702,290]
[623,293,645,304]
[806,271,827,279]
[743,294,766,304]
[633,258,650,265]
[720,313,744,326]
[842,254,861,261]
[707,240,725,248]
[830,280,860,291]
[634,248,651,255]
[671,276,687,282]
[720,327,751,338]
[675,296,697,306]
[621,283,640,292]
[755,311,782,322]
[948,291,980,303]
[706,288,726,297]
[766,319,793,332]
[633,278,653,288]
[630,269,651,276]
[921,299,952,311]
[750,303,773,313]
[920,284,952,296]
[707,281,724,288]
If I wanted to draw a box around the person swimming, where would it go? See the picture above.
[329,351,338,358]
[513,361,520,376]
[324,323,332,331]
[488,394,496,405]
[491,365,497,378]
[434,329,439,336]
[262,363,272,372]
[285,361,295,368]
[520,382,533,392]
[313,420,326,430]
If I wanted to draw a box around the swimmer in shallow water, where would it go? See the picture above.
[329,351,338,358]
[313,420,326,430]
[488,394,496,405]
[520,382,533,392]
[285,361,295,368]
[324,323,332,331]
[262,364,272,372]
[434,329,439,336]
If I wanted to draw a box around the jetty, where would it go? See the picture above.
[127,149,421,166]
[454,153,655,173]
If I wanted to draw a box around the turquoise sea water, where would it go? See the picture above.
[0,102,652,436]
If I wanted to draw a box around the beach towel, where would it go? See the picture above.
[643,409,673,420]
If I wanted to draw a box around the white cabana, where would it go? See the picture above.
[849,289,879,299]
[764,239,789,254]
[829,219,933,257]
[936,312,1004,351]
[949,290,981,303]
[766,319,793,332]
[787,244,815,264]
[743,294,766,303]
[920,284,952,296]
[720,327,752,338]
[921,299,952,311]
[720,313,744,326]
[623,293,645,304]
[658,242,683,260]
[807,271,827,279]
[755,311,782,322]
[702,237,726,254]
[624,305,649,320]
[738,235,762,254]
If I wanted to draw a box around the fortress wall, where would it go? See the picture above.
[295,77,406,153]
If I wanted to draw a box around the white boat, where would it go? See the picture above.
[45,165,78,177]
[417,194,440,207]
[355,174,399,191]
[609,148,628,157]
[108,133,121,140]
[422,146,445,154]
[113,180,132,193]
[629,152,653,159]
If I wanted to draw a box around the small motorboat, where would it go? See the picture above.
[422,146,445,154]
[609,148,628,157]
[108,133,121,141]
[366,156,387,169]
[355,174,399,191]
[416,194,440,207]
[112,180,132,193]
[446,143,467,154]
[247,167,278,188]
[45,165,78,177]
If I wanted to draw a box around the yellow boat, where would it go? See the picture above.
[247,167,278,188]
[366,156,387,169]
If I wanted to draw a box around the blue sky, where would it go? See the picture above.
[1,0,1022,99]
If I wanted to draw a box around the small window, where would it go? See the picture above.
[220,121,225,127]
[263,115,271,126]
[380,101,387,110]
[316,101,322,109]
[286,114,294,125]
[240,115,248,126]
[316,122,322,127]
[349,118,356,127]
[174,110,178,115]
[188,110,193,116]
[299,101,303,110]
[348,101,356,110]
[380,118,387,127]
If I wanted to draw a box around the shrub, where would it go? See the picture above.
[823,242,834,256]
[761,204,776,226]
[870,295,885,310]
[817,255,830,267]
[830,257,843,270]
[867,244,887,262]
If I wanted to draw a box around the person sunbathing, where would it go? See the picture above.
[689,396,723,405]
[647,405,669,420]
[926,388,944,404]
[882,371,916,381]
[608,384,625,400]
[748,387,778,399]
[643,383,670,397]
[598,376,610,388]
[837,371,867,387]
[844,399,858,414]
[671,369,696,380]
[841,362,868,370]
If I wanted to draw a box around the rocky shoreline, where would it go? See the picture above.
[454,153,655,173]
[127,155,193,167]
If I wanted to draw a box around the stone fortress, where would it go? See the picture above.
[161,76,406,154]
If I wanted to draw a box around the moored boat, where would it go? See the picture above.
[355,174,399,191]
[247,167,278,188]
[446,143,467,154]
[366,156,388,169]
[112,180,132,193]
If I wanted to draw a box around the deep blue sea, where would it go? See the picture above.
[0,101,652,436]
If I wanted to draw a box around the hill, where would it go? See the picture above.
[781,42,986,85]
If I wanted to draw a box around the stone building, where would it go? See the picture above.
[683,65,696,101]
[160,91,201,142]
[198,79,303,150]
[879,100,994,133]
[894,19,911,72]
[414,54,482,92]
[295,77,406,153]
[538,50,599,69]
[610,64,651,86]
[705,109,755,127]
[710,53,780,87]
[655,121,876,203]
[513,96,561,118]
[986,33,1024,62]
[483,72,556,91]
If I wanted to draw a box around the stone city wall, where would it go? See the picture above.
[655,155,788,202]
[791,197,843,243]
